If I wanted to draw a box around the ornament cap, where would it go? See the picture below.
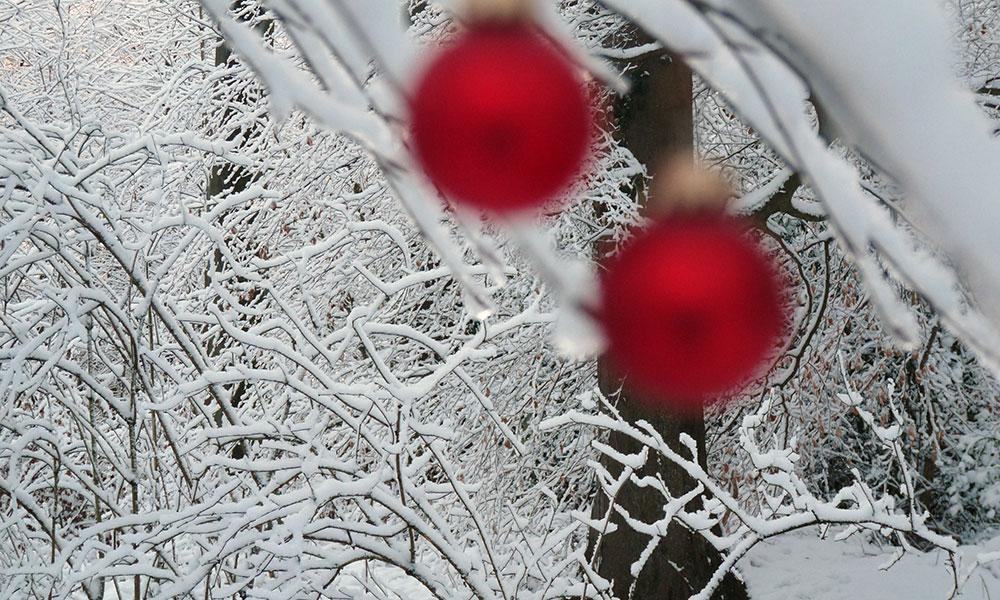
[461,0,537,24]
[647,154,732,218]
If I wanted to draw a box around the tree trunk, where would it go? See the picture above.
[589,33,749,600]
[204,6,270,458]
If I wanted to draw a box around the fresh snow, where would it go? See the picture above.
[740,529,1000,600]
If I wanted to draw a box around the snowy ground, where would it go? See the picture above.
[739,528,1000,600]
[100,528,1000,598]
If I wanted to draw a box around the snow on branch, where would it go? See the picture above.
[542,381,962,600]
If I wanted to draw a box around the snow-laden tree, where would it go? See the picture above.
[2,0,1000,599]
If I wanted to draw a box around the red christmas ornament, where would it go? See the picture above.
[598,216,787,413]
[409,23,593,215]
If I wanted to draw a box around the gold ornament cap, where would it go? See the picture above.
[461,0,538,24]
[647,154,732,218]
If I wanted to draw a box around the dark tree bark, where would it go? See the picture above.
[204,4,271,459]
[589,32,749,600]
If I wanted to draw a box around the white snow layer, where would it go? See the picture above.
[740,528,1000,599]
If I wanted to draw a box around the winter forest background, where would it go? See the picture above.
[3,0,1000,598]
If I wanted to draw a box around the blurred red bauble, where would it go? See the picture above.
[598,216,787,413]
[409,23,593,215]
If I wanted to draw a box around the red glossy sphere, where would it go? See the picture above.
[598,216,787,413]
[409,24,593,215]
